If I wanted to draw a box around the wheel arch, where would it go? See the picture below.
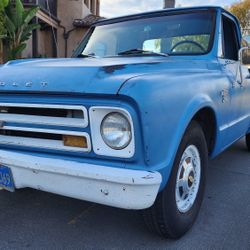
[191,107,217,155]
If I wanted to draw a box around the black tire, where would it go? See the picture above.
[245,134,250,151]
[142,121,208,239]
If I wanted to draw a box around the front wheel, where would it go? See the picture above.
[142,121,208,239]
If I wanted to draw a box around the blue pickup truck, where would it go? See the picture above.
[0,6,249,239]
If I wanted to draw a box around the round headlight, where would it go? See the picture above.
[101,112,132,150]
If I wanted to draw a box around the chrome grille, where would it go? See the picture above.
[0,103,88,128]
[0,103,91,153]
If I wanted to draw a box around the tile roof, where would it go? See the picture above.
[73,14,105,28]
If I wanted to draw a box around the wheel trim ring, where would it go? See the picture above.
[175,145,201,213]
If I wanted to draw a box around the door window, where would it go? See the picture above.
[222,15,240,61]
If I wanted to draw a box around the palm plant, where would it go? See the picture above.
[0,0,9,63]
[4,0,40,60]
[0,0,9,36]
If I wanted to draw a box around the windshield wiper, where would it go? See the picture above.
[118,49,168,57]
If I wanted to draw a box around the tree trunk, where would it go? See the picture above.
[0,39,3,64]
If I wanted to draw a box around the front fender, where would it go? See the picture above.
[171,94,218,163]
[156,95,217,189]
[119,71,220,190]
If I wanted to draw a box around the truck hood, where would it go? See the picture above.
[0,57,214,95]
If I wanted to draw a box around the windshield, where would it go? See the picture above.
[79,11,215,57]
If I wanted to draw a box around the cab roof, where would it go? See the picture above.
[94,6,236,26]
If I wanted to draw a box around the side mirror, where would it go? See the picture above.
[243,35,250,46]
[239,47,250,66]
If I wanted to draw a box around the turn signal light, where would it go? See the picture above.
[63,135,88,148]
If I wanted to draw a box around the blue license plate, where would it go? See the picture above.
[0,166,15,192]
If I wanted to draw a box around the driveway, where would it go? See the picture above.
[0,139,249,249]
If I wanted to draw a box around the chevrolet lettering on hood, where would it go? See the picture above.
[0,6,250,240]
[0,82,48,87]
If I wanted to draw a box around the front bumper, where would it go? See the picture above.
[0,150,162,209]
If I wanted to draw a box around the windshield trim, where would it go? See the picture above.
[73,9,217,58]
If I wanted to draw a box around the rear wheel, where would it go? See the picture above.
[142,121,208,239]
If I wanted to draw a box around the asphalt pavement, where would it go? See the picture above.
[0,139,249,250]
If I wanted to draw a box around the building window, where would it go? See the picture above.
[84,0,89,8]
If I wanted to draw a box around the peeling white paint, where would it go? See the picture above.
[0,150,162,209]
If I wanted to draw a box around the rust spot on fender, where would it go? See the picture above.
[101,189,109,196]
[101,62,160,74]
[142,174,154,179]
[101,64,126,74]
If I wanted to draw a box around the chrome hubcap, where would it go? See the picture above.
[175,145,201,213]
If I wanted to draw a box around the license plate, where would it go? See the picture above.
[0,166,15,192]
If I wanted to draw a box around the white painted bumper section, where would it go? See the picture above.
[0,150,162,209]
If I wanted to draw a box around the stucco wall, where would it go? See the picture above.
[57,0,91,57]
[22,37,33,59]
[37,28,54,58]
[22,0,99,59]
[22,28,55,59]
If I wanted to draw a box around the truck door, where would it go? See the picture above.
[220,14,250,142]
